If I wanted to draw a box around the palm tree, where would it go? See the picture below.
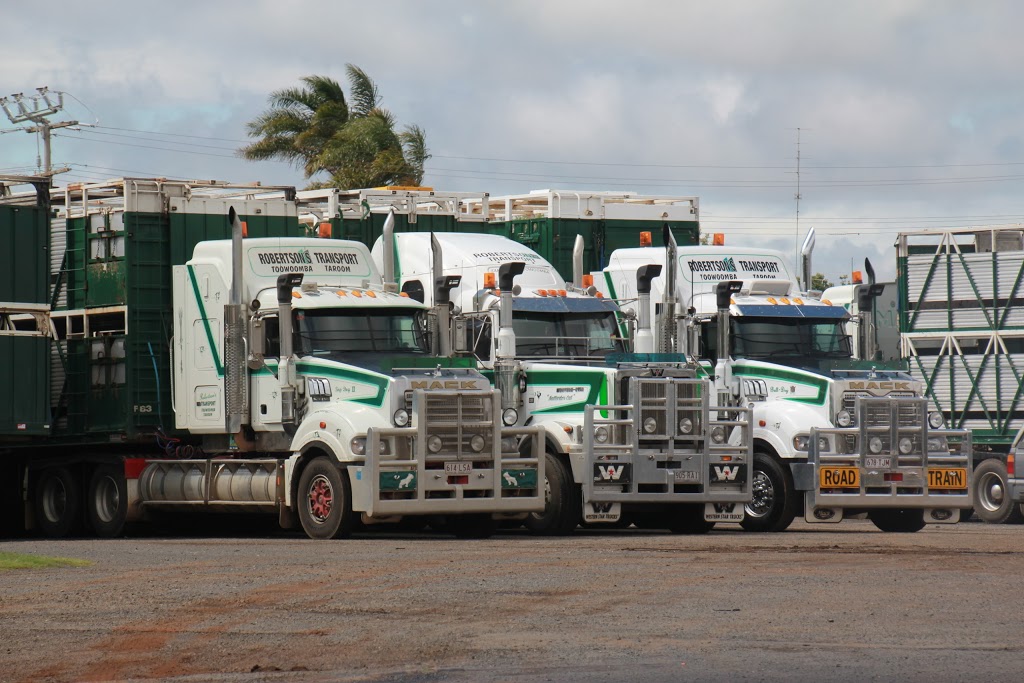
[240,65,429,188]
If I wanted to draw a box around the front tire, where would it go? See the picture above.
[869,508,926,533]
[667,504,715,534]
[34,466,83,538]
[525,452,581,535]
[86,464,128,538]
[741,452,797,533]
[973,459,1024,524]
[297,457,354,540]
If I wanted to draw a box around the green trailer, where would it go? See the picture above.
[897,227,1024,523]
[462,190,701,281]
[0,175,52,438]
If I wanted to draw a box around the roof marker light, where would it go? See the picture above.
[483,272,496,289]
[582,274,594,288]
[793,297,804,305]
[639,231,652,247]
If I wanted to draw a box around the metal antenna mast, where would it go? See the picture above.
[794,127,802,279]
[0,87,78,175]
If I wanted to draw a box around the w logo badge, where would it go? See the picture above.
[593,463,631,483]
[710,464,745,482]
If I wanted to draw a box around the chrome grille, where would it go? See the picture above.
[633,378,704,440]
[638,380,669,438]
[407,392,495,461]
[842,391,914,426]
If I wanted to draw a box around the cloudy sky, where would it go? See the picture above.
[3,1,1024,283]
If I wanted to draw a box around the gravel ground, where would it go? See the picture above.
[1,519,1022,683]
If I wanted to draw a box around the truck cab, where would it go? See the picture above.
[373,232,752,535]
[163,235,544,539]
[601,241,972,532]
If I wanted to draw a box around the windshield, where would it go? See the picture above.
[731,317,852,362]
[294,308,428,356]
[512,311,626,359]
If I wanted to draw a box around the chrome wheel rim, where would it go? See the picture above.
[745,470,774,518]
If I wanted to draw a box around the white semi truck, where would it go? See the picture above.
[371,230,752,535]
[598,229,973,532]
[1,177,542,539]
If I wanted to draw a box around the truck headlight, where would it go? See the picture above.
[711,426,726,444]
[595,426,610,444]
[502,408,519,426]
[679,417,693,434]
[899,437,914,454]
[836,410,852,427]
[427,435,444,453]
[793,435,809,451]
[927,437,948,452]
[501,436,519,452]
[869,436,884,454]
[470,434,486,452]
[928,411,944,429]
[350,437,366,456]
[643,417,658,434]
[818,436,831,452]
[393,408,410,427]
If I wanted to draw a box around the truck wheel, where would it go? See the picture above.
[86,464,127,538]
[449,514,497,539]
[869,508,926,533]
[34,466,83,538]
[667,504,714,534]
[973,459,1024,524]
[740,452,797,533]
[296,457,354,540]
[525,452,581,535]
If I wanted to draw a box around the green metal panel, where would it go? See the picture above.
[0,204,48,304]
[169,210,303,265]
[0,337,50,436]
[64,216,88,310]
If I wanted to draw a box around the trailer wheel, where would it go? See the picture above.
[973,459,1024,524]
[869,508,926,533]
[449,514,497,539]
[525,452,580,536]
[85,464,127,538]
[34,466,82,538]
[667,504,714,534]
[296,458,354,540]
[740,452,796,533]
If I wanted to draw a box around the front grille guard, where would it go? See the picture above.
[807,396,972,510]
[582,378,752,503]
[364,388,544,516]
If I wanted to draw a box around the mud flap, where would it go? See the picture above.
[583,500,621,523]
[925,508,960,524]
[805,498,844,523]
[705,502,744,522]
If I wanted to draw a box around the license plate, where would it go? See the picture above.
[864,457,892,469]
[928,468,967,490]
[445,461,472,475]
[704,502,744,522]
[674,470,700,482]
[819,466,860,489]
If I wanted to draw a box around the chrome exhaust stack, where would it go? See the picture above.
[224,207,248,435]
[634,264,662,354]
[800,227,816,291]
[495,261,526,425]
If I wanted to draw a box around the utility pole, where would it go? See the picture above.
[0,87,78,175]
